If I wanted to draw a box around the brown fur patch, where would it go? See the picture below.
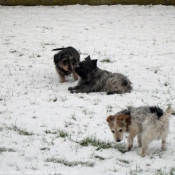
[106,115,115,122]
[58,60,69,72]
[117,114,131,131]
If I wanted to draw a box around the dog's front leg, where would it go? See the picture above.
[161,138,167,150]
[68,85,80,91]
[137,134,142,147]
[68,81,92,93]
[140,142,148,157]
[72,70,79,81]
[127,130,138,151]
[69,84,91,93]
[68,79,86,91]
[59,74,66,83]
[68,85,85,93]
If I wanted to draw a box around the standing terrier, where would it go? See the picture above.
[107,106,172,157]
[52,46,80,83]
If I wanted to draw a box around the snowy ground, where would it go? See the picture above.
[0,5,175,175]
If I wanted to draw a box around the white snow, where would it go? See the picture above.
[0,5,175,175]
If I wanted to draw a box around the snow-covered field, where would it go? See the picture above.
[0,5,175,175]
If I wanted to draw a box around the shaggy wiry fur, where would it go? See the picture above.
[52,46,80,83]
[107,106,172,157]
[68,56,132,94]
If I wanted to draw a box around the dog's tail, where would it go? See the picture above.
[52,48,65,51]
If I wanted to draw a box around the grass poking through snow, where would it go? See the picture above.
[5,124,33,136]
[45,157,94,167]
[80,137,126,153]
[0,147,15,153]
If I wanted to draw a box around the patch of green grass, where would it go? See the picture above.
[94,155,105,160]
[101,58,112,63]
[170,168,175,175]
[153,167,175,175]
[7,125,33,136]
[118,158,130,164]
[44,129,57,134]
[58,130,69,138]
[129,164,143,175]
[40,147,50,151]
[0,147,15,153]
[43,42,54,45]
[164,82,169,86]
[106,105,113,113]
[154,168,167,175]
[154,69,159,74]
[45,157,94,167]
[10,50,17,53]
[171,111,175,116]
[45,129,69,138]
[79,137,126,153]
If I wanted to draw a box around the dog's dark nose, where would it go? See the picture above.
[68,67,72,71]
[116,139,121,142]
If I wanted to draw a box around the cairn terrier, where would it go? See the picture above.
[68,56,132,94]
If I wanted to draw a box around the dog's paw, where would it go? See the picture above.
[73,75,79,81]
[161,146,167,151]
[60,79,67,83]
[127,145,133,151]
[121,149,128,153]
[140,153,146,157]
[68,87,74,91]
[69,89,78,94]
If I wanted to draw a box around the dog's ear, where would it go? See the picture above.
[54,53,62,64]
[106,115,115,122]
[92,59,97,67]
[117,115,130,126]
[85,55,91,61]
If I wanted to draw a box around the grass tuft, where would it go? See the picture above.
[80,137,126,153]
[58,130,69,138]
[171,111,175,116]
[45,157,94,167]
[101,58,112,63]
[0,147,15,153]
[7,124,33,136]
[45,129,69,138]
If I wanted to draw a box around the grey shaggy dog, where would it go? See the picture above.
[68,56,132,94]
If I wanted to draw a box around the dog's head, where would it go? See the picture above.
[54,51,79,73]
[106,114,131,142]
[75,57,97,80]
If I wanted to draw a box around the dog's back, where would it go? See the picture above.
[130,106,163,122]
[117,106,170,129]
[123,106,171,138]
[105,72,132,94]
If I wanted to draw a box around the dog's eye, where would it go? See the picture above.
[70,59,75,64]
[119,129,123,133]
[62,60,67,64]
[112,130,115,133]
